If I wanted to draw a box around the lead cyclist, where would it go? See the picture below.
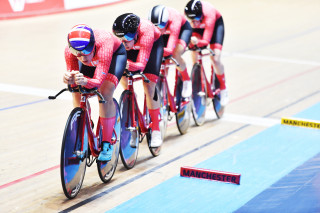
[63,24,127,161]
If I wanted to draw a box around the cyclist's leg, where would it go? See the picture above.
[98,44,127,161]
[143,36,163,147]
[209,16,228,106]
[174,21,193,98]
[72,93,81,107]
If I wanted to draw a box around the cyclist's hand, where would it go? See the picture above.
[63,70,78,84]
[75,72,88,86]
[190,36,198,45]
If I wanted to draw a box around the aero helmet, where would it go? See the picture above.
[185,0,203,20]
[68,24,95,56]
[112,13,140,41]
[148,5,169,29]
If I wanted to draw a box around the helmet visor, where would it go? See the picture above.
[158,22,167,29]
[123,32,136,41]
[193,14,202,21]
[69,41,94,56]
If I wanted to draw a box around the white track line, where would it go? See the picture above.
[205,110,280,127]
[1,81,280,127]
[0,83,72,100]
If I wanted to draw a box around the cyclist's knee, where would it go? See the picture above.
[100,81,115,101]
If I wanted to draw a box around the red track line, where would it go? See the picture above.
[1,66,319,190]
[230,66,320,104]
[0,165,59,190]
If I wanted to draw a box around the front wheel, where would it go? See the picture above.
[119,90,139,169]
[191,63,207,126]
[60,107,87,199]
[97,99,121,183]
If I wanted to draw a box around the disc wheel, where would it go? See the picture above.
[119,90,139,169]
[60,107,87,199]
[191,63,207,126]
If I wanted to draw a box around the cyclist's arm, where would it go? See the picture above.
[127,26,154,71]
[65,46,79,71]
[85,40,114,89]
[197,16,215,47]
[64,47,80,87]
[163,15,181,57]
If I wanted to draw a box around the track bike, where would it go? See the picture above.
[48,86,120,199]
[157,56,191,136]
[119,70,165,169]
[189,46,224,126]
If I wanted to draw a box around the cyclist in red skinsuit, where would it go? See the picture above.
[113,13,164,148]
[64,24,127,161]
[185,0,228,106]
[148,5,193,98]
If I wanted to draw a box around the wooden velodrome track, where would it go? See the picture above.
[1,0,320,212]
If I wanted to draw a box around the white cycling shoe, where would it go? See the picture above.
[150,130,163,148]
[130,130,139,148]
[219,89,229,106]
[182,80,192,98]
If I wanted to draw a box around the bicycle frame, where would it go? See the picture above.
[195,48,220,99]
[125,72,150,138]
[49,86,117,159]
[78,93,101,158]
[159,57,189,113]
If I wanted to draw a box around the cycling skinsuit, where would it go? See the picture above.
[65,30,127,88]
[162,7,192,57]
[126,19,164,83]
[192,1,225,50]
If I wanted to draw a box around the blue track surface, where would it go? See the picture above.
[107,103,320,213]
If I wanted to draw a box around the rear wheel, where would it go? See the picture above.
[60,107,87,199]
[191,63,207,126]
[174,73,191,134]
[97,99,121,183]
[119,90,139,169]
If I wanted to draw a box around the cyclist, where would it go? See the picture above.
[148,5,193,98]
[63,24,127,161]
[185,0,228,106]
[112,13,164,148]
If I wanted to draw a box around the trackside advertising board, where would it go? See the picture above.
[0,0,122,20]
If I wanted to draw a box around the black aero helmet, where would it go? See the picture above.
[112,13,140,41]
[148,5,169,29]
[185,0,203,20]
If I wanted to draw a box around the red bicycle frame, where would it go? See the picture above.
[125,73,150,136]
[196,49,220,99]
[159,57,189,113]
